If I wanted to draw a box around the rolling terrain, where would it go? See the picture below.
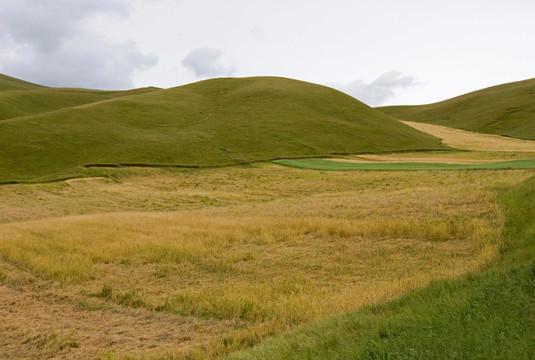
[0,74,156,120]
[378,77,535,140]
[0,73,45,91]
[2,164,527,359]
[0,75,445,183]
[0,73,534,359]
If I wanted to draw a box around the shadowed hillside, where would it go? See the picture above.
[378,78,535,140]
[0,76,445,183]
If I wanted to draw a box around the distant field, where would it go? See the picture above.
[2,165,527,359]
[273,157,535,171]
[378,77,535,140]
[402,120,535,152]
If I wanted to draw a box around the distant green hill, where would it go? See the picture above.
[0,73,45,91]
[378,78,535,140]
[0,87,159,121]
[0,76,445,183]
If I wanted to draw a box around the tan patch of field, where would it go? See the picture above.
[0,282,236,360]
[402,120,535,152]
[0,166,532,359]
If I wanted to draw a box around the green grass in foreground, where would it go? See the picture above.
[0,76,445,183]
[378,77,535,140]
[228,176,535,359]
[274,158,535,171]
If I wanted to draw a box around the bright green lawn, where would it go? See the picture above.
[274,157,535,171]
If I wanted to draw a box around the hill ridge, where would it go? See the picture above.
[0,75,445,183]
[378,77,535,140]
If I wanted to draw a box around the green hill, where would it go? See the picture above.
[378,78,535,140]
[0,73,45,91]
[0,87,159,121]
[0,76,445,183]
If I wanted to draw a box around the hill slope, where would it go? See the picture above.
[0,87,159,121]
[0,76,445,182]
[378,78,535,140]
[0,73,45,91]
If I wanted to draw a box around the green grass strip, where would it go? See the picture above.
[274,158,535,171]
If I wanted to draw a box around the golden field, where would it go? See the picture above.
[1,164,532,359]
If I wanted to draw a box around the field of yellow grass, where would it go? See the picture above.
[0,165,532,359]
[402,120,535,152]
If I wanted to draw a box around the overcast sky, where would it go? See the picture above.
[0,0,534,106]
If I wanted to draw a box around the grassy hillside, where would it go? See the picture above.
[228,175,535,360]
[0,73,45,91]
[0,76,445,183]
[0,87,159,121]
[378,78,535,140]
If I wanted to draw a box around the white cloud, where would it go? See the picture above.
[329,71,418,106]
[182,47,235,79]
[0,0,157,89]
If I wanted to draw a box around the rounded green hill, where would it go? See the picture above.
[378,78,535,140]
[0,76,445,182]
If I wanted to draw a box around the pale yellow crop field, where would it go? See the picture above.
[0,165,532,359]
[402,120,535,152]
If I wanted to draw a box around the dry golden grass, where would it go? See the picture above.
[0,165,532,359]
[402,120,535,152]
[0,279,233,360]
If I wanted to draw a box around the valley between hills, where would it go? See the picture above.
[1,73,534,359]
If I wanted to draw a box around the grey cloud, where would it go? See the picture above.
[1,35,157,89]
[0,0,157,89]
[329,71,418,106]
[0,0,130,52]
[182,47,235,78]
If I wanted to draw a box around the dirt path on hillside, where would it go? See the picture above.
[0,284,236,359]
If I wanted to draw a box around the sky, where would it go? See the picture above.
[0,0,534,106]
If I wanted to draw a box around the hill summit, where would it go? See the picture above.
[0,75,445,182]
